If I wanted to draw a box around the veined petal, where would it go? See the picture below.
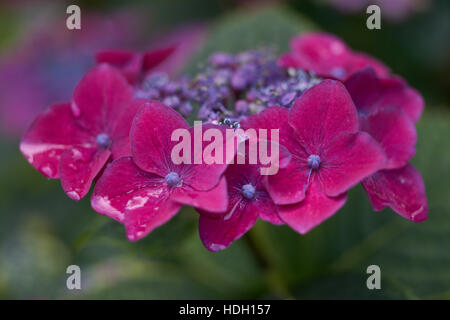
[278,177,347,234]
[20,103,90,178]
[171,177,228,213]
[130,100,189,176]
[198,198,259,252]
[320,131,386,197]
[345,68,424,122]
[360,107,417,169]
[362,165,428,222]
[59,146,111,200]
[289,80,359,152]
[91,157,182,240]
[71,64,134,134]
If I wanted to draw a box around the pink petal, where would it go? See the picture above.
[109,98,146,160]
[59,146,111,200]
[241,106,301,154]
[95,50,143,85]
[91,157,182,240]
[198,198,259,252]
[181,124,233,191]
[282,32,389,80]
[71,64,134,134]
[345,68,424,122]
[142,46,177,73]
[255,192,284,225]
[289,80,359,151]
[20,103,91,178]
[320,131,386,197]
[265,158,310,205]
[362,165,428,222]
[130,100,189,176]
[278,177,347,234]
[360,107,417,169]
[171,177,228,213]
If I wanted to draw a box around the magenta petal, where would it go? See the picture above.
[278,177,347,234]
[110,98,146,160]
[71,64,134,133]
[289,80,359,151]
[59,146,111,200]
[362,165,428,222]
[20,103,90,178]
[130,100,189,176]
[198,200,259,252]
[320,131,385,197]
[91,157,182,240]
[345,68,424,122]
[95,50,143,85]
[265,159,309,205]
[171,177,228,213]
[242,106,301,154]
[142,46,177,72]
[256,192,284,225]
[361,107,417,169]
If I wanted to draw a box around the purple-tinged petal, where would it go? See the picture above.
[91,157,182,240]
[360,107,417,169]
[256,191,284,225]
[345,68,424,122]
[20,103,91,179]
[130,100,189,176]
[198,197,259,252]
[59,146,111,200]
[320,131,386,197]
[278,177,347,234]
[362,165,428,222]
[71,64,134,134]
[289,80,359,152]
[95,50,143,85]
[171,177,228,213]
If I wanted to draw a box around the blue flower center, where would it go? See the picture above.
[307,154,321,169]
[96,133,111,148]
[241,183,256,199]
[165,172,180,186]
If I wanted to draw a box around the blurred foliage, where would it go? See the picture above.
[0,5,449,299]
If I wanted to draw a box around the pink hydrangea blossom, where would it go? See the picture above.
[344,68,428,221]
[279,32,389,81]
[20,64,141,200]
[91,101,230,241]
[244,80,386,233]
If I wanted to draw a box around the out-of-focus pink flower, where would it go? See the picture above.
[95,46,177,85]
[91,101,229,241]
[20,64,141,201]
[344,68,428,221]
[279,32,389,81]
[244,80,386,233]
[197,157,284,252]
[0,9,144,138]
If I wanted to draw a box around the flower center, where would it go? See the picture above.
[241,183,256,199]
[165,172,180,186]
[307,154,321,169]
[96,133,111,148]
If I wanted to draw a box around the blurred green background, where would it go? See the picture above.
[0,0,449,299]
